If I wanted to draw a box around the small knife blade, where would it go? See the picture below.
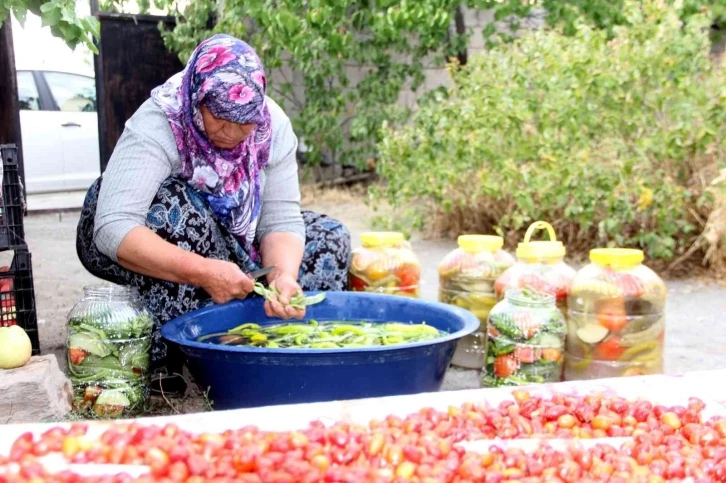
[248,265,276,280]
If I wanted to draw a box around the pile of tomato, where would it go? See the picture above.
[3,391,726,482]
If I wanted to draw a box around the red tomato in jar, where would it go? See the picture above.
[596,297,628,332]
[348,275,368,292]
[494,355,520,378]
[514,346,541,364]
[614,273,646,298]
[595,337,626,361]
[395,264,420,290]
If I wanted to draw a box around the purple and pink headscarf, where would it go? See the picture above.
[151,34,272,260]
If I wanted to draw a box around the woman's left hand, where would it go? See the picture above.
[264,272,306,320]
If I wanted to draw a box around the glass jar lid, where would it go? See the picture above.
[589,248,644,269]
[516,221,566,260]
[457,234,503,253]
[360,232,405,248]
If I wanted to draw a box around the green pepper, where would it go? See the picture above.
[332,325,367,336]
[229,323,261,333]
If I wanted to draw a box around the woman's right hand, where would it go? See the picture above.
[199,259,255,304]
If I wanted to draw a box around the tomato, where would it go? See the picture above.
[395,264,420,291]
[595,337,626,361]
[541,348,562,362]
[614,273,646,298]
[348,274,368,292]
[69,348,89,366]
[493,355,520,378]
[596,297,628,332]
[513,346,541,363]
[365,261,389,282]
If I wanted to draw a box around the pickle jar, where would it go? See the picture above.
[349,232,421,297]
[438,235,515,369]
[482,288,566,387]
[66,285,155,417]
[494,221,576,316]
[565,248,666,381]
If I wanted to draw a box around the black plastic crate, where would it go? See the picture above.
[0,144,26,251]
[0,249,40,355]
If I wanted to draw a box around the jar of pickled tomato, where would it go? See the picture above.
[438,235,515,369]
[565,248,666,381]
[494,221,576,316]
[348,232,421,297]
[481,288,566,387]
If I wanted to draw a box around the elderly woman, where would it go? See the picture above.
[76,34,351,394]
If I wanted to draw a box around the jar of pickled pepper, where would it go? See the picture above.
[66,285,155,418]
[482,288,567,387]
[438,235,515,369]
[348,232,421,297]
[564,248,666,381]
[494,221,576,317]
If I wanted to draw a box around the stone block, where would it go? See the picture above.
[0,354,72,423]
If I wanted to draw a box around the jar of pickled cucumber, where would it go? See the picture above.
[348,232,421,297]
[482,288,566,387]
[66,285,155,418]
[438,235,515,369]
[494,221,576,316]
[565,248,666,381]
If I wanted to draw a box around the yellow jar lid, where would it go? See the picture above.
[589,248,644,268]
[516,221,566,260]
[457,235,503,253]
[360,231,405,247]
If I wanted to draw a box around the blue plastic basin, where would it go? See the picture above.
[161,291,479,410]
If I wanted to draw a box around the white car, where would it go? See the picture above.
[16,69,100,194]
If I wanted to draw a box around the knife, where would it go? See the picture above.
[248,265,276,280]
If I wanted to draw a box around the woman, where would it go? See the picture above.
[76,34,351,394]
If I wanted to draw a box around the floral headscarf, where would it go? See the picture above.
[151,34,272,261]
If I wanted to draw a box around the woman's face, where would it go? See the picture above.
[201,105,256,149]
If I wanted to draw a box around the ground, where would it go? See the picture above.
[16,190,726,404]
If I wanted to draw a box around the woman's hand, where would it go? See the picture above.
[199,259,255,304]
[264,272,305,320]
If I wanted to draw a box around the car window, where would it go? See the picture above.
[43,72,97,113]
[17,71,40,111]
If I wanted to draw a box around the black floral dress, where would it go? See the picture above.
[76,177,351,388]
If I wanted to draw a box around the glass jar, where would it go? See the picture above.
[565,248,666,381]
[66,285,155,417]
[348,232,421,297]
[482,289,566,387]
[494,221,576,316]
[438,235,515,369]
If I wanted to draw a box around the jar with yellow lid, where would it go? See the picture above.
[494,221,576,315]
[564,248,666,381]
[438,235,515,369]
[348,232,421,297]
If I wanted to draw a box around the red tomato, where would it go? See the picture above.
[493,355,520,378]
[513,346,541,363]
[595,337,626,361]
[614,273,646,298]
[348,275,368,292]
[69,348,89,366]
[541,348,562,362]
[596,297,628,332]
[395,264,420,290]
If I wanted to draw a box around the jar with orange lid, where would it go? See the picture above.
[565,248,666,381]
[494,221,576,315]
[438,235,515,369]
[348,232,421,297]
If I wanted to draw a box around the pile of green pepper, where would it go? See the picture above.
[198,320,444,349]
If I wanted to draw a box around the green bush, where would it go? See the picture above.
[375,0,726,266]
